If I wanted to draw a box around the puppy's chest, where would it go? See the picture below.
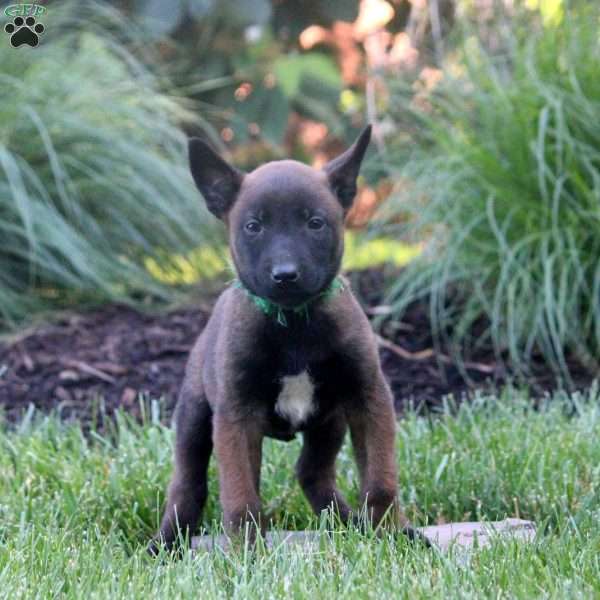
[235,322,355,430]
[274,370,315,427]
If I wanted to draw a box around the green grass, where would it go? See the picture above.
[380,7,600,380]
[0,2,223,328]
[1,387,600,598]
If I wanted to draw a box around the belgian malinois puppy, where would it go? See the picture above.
[152,125,413,552]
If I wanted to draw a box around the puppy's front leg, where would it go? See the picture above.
[152,392,213,553]
[346,375,407,528]
[213,409,263,535]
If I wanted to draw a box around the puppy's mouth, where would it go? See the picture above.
[266,283,315,308]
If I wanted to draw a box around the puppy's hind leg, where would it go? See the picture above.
[296,412,351,523]
[151,389,213,554]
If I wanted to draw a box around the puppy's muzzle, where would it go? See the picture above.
[271,263,299,284]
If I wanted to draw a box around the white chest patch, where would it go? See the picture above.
[275,370,315,427]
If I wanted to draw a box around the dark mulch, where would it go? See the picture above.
[0,304,209,425]
[0,269,592,425]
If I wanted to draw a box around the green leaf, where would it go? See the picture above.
[274,53,341,98]
[234,86,289,144]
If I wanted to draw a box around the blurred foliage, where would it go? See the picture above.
[114,0,364,167]
[378,3,600,379]
[0,2,223,328]
[103,0,459,223]
[342,233,421,271]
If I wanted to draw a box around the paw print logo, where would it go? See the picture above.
[4,16,45,48]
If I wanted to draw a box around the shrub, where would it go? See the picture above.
[379,7,600,379]
[0,3,223,328]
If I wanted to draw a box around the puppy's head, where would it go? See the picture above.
[189,126,371,307]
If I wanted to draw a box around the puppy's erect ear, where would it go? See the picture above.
[323,125,372,211]
[188,138,245,219]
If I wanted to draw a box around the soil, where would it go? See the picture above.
[0,268,592,426]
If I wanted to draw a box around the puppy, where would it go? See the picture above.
[152,125,412,551]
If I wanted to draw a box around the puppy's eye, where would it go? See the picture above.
[307,216,325,230]
[244,220,262,234]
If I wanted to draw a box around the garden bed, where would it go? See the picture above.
[0,269,591,425]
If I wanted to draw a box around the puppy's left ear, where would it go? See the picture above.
[323,125,372,211]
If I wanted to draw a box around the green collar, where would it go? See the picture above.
[233,276,345,327]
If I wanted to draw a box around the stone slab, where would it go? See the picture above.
[191,518,536,553]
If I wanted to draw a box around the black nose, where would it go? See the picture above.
[271,263,299,284]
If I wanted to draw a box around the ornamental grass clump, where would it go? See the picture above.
[0,3,222,327]
[381,8,600,379]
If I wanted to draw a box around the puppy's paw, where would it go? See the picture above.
[147,534,187,559]
[399,525,433,548]
[147,538,163,558]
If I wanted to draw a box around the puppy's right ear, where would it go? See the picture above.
[188,138,244,219]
